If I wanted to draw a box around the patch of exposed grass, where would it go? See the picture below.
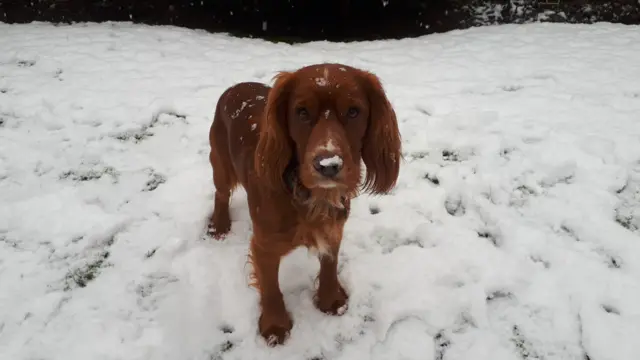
[64,250,111,290]
[511,325,539,359]
[63,235,115,290]
[434,330,451,360]
[59,166,119,183]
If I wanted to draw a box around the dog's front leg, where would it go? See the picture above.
[249,235,293,347]
[314,225,349,316]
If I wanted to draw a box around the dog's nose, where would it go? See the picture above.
[313,155,343,178]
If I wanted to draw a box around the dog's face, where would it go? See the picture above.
[286,65,370,193]
[255,63,402,200]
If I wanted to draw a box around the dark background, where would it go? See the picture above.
[1,0,639,42]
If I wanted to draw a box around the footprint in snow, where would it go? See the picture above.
[208,340,235,360]
[415,104,433,116]
[219,324,234,334]
[17,60,36,67]
[135,272,179,312]
[144,248,158,259]
[499,147,517,159]
[444,193,465,217]
[602,304,620,315]
[142,169,166,192]
[405,151,429,161]
[477,230,500,247]
[54,69,63,81]
[501,85,524,92]
[113,110,186,143]
[486,290,514,303]
[441,149,461,162]
[423,172,440,186]
[370,316,436,360]
[530,255,551,269]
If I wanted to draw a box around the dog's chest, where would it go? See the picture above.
[294,220,342,257]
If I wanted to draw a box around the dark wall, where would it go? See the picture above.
[0,0,639,42]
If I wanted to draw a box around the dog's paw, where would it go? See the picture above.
[263,327,290,347]
[315,283,349,316]
[259,311,293,347]
[206,225,228,240]
[207,212,231,240]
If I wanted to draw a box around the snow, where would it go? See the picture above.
[319,155,344,168]
[315,77,329,87]
[1,21,640,360]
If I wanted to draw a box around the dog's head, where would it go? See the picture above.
[255,63,402,202]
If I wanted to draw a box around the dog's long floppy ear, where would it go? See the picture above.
[254,71,295,190]
[358,70,402,195]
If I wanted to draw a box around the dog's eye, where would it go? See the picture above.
[346,107,360,118]
[296,107,309,121]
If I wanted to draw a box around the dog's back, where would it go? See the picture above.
[209,82,270,188]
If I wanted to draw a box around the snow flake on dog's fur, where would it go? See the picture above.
[315,77,328,87]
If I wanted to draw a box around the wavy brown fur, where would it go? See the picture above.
[206,63,401,346]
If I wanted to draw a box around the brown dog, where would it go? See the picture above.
[207,63,402,346]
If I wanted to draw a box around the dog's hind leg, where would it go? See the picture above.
[207,106,238,239]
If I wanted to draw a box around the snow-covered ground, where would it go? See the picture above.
[1,21,640,360]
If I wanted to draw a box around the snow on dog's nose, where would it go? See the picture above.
[313,154,343,178]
